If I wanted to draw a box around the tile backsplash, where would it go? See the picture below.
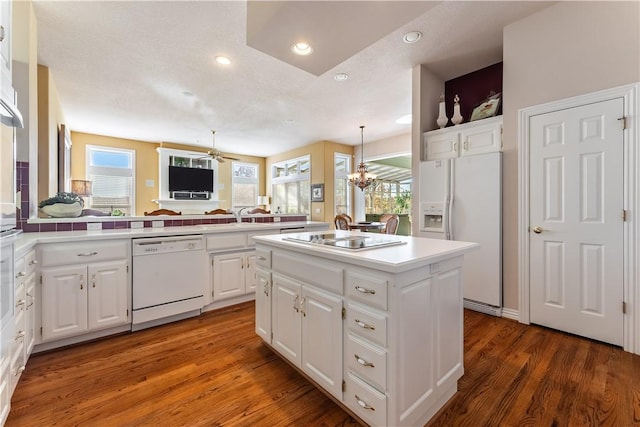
[16,161,306,232]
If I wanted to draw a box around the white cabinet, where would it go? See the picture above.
[41,260,128,341]
[423,115,502,160]
[271,273,343,399]
[38,240,130,344]
[211,251,256,301]
[254,268,271,343]
[0,0,13,84]
[9,249,36,396]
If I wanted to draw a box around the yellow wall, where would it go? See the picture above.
[266,140,354,223]
[70,133,266,215]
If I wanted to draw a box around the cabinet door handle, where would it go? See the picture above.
[77,252,98,257]
[300,297,306,317]
[92,274,97,288]
[293,295,299,312]
[263,283,269,297]
[0,26,5,43]
[258,256,266,261]
[354,319,375,330]
[16,271,26,278]
[15,299,25,307]
[14,331,25,341]
[354,394,375,411]
[354,354,375,367]
[14,366,25,376]
[29,259,38,265]
[464,139,469,151]
[355,285,375,295]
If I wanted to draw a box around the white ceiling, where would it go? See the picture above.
[32,1,552,157]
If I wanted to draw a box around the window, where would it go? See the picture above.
[232,162,259,208]
[365,182,411,215]
[334,153,351,216]
[271,155,310,215]
[85,145,135,215]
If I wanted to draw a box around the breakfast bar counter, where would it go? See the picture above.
[253,231,477,426]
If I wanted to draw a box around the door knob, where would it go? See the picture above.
[532,226,543,234]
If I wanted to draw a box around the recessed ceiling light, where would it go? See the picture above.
[291,42,313,56]
[395,114,412,124]
[284,119,296,125]
[182,91,194,97]
[334,73,349,82]
[403,31,422,44]
[215,56,231,65]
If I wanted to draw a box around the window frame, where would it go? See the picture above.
[271,155,311,215]
[85,145,136,215]
[231,161,260,209]
[334,152,352,216]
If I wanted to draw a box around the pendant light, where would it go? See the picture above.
[348,125,376,191]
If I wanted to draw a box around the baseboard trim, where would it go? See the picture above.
[463,299,502,317]
[501,307,520,321]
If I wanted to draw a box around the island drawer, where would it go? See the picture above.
[346,302,387,347]
[272,252,343,295]
[346,333,386,392]
[255,248,271,268]
[345,371,387,427]
[39,240,128,267]
[346,270,388,310]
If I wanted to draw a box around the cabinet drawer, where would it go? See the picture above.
[346,333,386,392]
[273,252,343,295]
[255,248,271,268]
[346,372,387,427]
[346,270,387,310]
[346,303,387,347]
[247,230,277,248]
[40,240,128,267]
[206,233,247,251]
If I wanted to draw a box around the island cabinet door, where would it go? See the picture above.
[271,274,302,366]
[254,269,271,343]
[301,285,343,400]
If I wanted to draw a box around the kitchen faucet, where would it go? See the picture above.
[234,207,251,222]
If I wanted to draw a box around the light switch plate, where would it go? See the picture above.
[145,179,155,187]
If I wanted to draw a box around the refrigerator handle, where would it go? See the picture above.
[447,160,455,240]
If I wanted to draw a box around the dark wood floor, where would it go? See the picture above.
[7,302,640,426]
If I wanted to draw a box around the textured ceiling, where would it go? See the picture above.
[32,1,553,157]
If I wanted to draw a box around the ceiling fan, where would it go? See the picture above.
[202,130,239,163]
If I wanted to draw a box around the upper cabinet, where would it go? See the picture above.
[0,0,11,84]
[423,116,502,161]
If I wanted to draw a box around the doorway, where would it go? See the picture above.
[518,83,639,354]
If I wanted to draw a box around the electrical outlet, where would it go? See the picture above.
[274,217,281,222]
[152,220,164,228]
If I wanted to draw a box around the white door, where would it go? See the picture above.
[254,269,271,343]
[88,260,128,331]
[245,253,257,293]
[529,98,624,346]
[271,274,302,366]
[41,265,88,341]
[212,253,245,301]
[301,285,343,399]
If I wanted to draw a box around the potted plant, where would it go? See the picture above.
[38,192,84,218]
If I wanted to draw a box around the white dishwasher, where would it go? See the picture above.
[132,235,207,330]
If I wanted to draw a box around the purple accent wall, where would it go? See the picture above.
[15,161,307,232]
[444,62,503,127]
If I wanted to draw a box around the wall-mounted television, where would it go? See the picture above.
[168,165,214,193]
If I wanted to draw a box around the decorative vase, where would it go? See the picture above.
[451,94,464,125]
[40,202,83,218]
[436,93,448,129]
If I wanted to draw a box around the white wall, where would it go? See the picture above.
[502,1,640,310]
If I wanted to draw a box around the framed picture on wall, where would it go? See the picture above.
[470,92,501,122]
[311,184,324,202]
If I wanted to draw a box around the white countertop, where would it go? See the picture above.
[253,230,479,273]
[14,221,327,255]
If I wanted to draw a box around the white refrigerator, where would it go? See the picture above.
[418,152,502,314]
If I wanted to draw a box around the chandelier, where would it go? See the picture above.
[348,125,376,191]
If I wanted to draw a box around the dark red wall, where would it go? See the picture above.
[444,62,502,126]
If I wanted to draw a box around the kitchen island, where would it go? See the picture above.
[253,231,478,426]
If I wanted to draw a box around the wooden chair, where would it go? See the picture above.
[143,208,181,216]
[204,208,229,215]
[334,214,350,230]
[249,208,271,214]
[380,214,399,235]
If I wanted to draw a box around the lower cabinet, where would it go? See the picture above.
[254,268,271,343]
[41,260,129,342]
[271,273,343,399]
[211,251,257,301]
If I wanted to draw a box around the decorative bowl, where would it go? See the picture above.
[40,202,83,218]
